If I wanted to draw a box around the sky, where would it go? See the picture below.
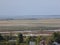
[0,0,60,18]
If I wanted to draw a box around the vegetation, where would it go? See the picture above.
[0,26,60,31]
[46,32,60,45]
[0,34,5,41]
[18,33,23,43]
[0,19,60,45]
[52,32,60,43]
[0,32,60,45]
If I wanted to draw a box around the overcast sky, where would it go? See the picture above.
[0,0,60,17]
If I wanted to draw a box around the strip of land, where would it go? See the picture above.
[0,19,60,31]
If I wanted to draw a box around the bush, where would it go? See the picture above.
[47,32,60,45]
[52,32,60,43]
[0,34,5,41]
[18,33,23,43]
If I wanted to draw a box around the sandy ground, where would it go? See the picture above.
[0,19,60,27]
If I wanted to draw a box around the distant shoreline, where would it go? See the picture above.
[0,18,60,20]
[0,15,60,20]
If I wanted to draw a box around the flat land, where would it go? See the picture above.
[0,19,60,31]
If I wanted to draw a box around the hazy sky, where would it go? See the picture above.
[0,0,60,17]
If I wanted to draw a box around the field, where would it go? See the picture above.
[0,19,60,31]
[0,19,60,45]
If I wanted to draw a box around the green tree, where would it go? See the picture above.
[0,34,5,41]
[18,33,23,43]
[52,32,60,43]
[47,32,60,45]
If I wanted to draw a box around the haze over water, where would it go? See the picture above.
[0,15,60,19]
[0,0,60,19]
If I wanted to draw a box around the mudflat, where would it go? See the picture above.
[0,19,60,31]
